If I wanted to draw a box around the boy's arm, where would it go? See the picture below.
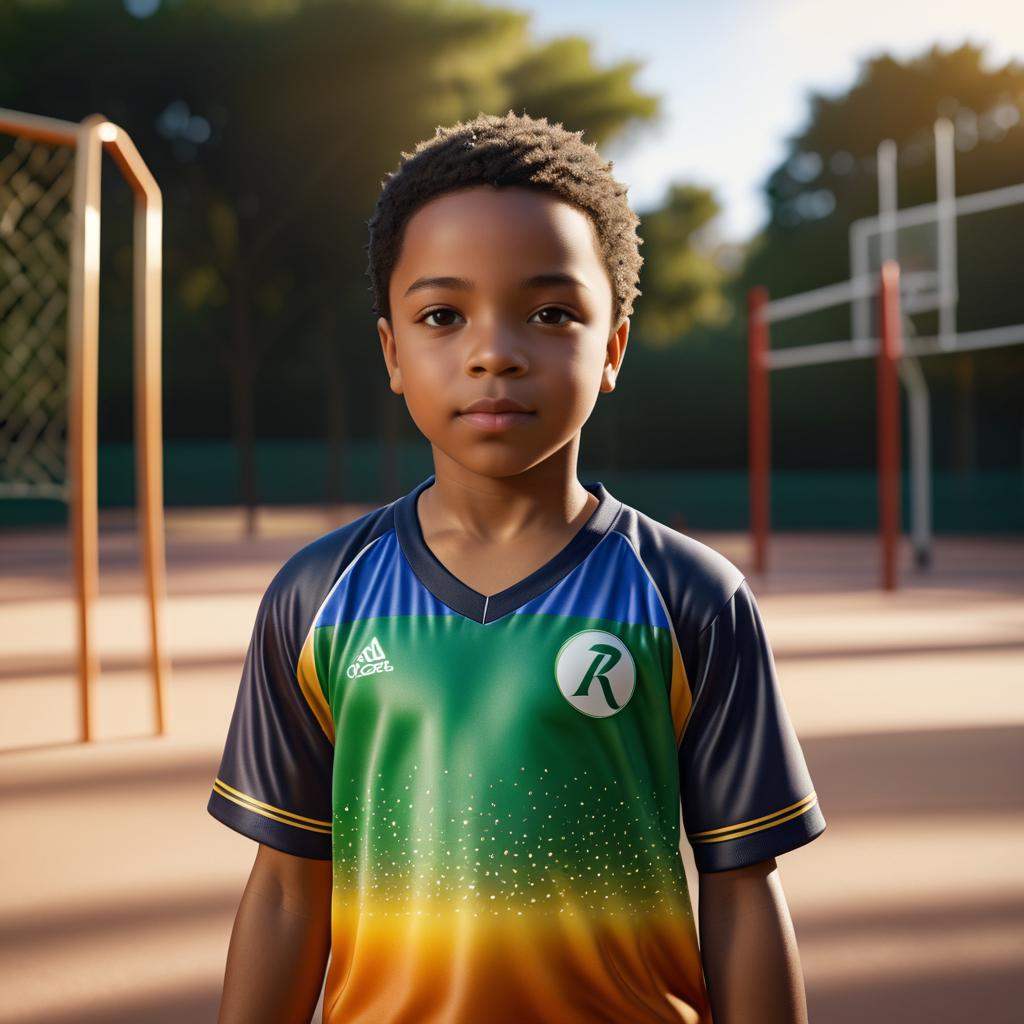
[698,858,808,1024]
[218,844,333,1024]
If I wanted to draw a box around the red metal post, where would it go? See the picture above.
[748,287,770,575]
[877,262,902,591]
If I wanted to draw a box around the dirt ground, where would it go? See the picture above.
[1,506,1022,1023]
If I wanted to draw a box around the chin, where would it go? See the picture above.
[454,452,539,479]
[442,437,579,480]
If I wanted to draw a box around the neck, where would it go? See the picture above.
[421,436,595,543]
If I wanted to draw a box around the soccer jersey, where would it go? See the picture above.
[208,474,825,1023]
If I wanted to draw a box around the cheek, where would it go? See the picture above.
[536,342,606,422]
[551,339,607,391]
[396,346,454,424]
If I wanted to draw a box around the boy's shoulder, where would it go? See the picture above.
[257,497,398,636]
[610,498,747,647]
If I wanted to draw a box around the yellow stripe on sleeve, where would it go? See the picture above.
[687,792,818,845]
[213,778,332,834]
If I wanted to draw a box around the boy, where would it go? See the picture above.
[208,111,826,1023]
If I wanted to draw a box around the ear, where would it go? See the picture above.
[377,316,404,395]
[600,316,630,393]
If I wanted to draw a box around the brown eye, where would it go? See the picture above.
[531,307,574,326]
[422,308,463,327]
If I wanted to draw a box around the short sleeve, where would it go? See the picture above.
[679,579,825,872]
[206,569,334,860]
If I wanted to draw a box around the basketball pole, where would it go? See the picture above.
[747,286,770,575]
[877,262,903,592]
[934,118,958,351]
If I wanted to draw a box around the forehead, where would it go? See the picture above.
[393,185,607,288]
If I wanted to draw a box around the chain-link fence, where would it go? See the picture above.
[0,136,75,498]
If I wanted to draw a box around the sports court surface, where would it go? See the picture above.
[1,506,1021,1023]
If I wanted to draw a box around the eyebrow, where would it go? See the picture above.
[525,272,590,292]
[403,272,589,298]
[404,275,470,297]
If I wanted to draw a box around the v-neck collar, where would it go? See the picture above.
[395,474,623,625]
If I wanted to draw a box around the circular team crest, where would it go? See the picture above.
[555,630,636,718]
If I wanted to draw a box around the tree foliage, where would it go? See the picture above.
[632,184,728,346]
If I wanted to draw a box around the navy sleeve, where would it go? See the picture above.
[678,579,826,872]
[206,506,395,859]
[206,560,336,860]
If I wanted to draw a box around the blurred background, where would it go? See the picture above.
[2,0,1022,528]
[1,1,1022,1022]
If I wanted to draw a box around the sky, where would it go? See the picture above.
[507,0,1024,242]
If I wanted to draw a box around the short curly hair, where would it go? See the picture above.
[366,110,643,330]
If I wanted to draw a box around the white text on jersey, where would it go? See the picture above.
[346,636,395,678]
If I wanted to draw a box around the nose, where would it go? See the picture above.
[463,318,528,377]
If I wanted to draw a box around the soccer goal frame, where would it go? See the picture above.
[747,118,1024,590]
[0,107,170,741]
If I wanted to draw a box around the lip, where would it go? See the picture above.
[457,396,535,433]
[459,397,533,414]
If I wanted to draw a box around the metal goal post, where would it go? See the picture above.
[0,108,170,741]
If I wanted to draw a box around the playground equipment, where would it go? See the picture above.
[0,108,170,740]
[748,117,1024,589]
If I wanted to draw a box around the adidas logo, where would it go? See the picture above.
[345,636,395,679]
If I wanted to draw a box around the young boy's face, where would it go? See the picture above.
[377,185,629,480]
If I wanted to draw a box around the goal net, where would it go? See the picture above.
[0,135,75,499]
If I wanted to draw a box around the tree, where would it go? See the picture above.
[632,183,729,346]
